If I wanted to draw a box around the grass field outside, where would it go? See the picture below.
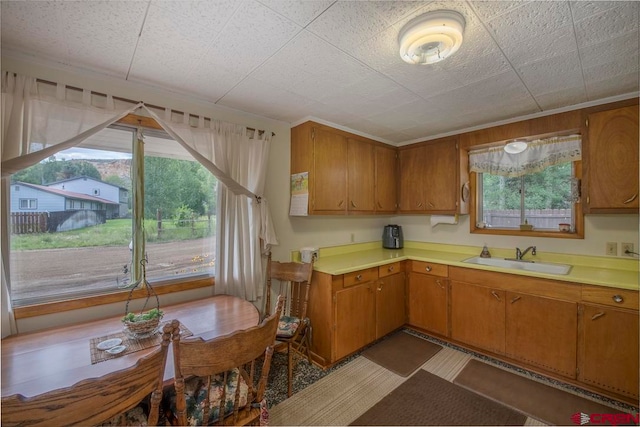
[10,216,216,251]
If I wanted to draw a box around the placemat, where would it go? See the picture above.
[90,321,192,364]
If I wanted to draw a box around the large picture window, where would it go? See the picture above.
[8,125,217,306]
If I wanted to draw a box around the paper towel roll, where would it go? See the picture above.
[430,214,459,227]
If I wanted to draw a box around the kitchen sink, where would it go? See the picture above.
[462,256,572,275]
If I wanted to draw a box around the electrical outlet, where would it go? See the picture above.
[622,242,635,257]
[606,242,617,256]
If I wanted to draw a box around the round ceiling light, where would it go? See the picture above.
[398,10,466,65]
[504,140,528,154]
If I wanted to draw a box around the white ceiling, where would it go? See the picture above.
[1,1,638,144]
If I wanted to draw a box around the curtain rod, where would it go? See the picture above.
[34,78,275,137]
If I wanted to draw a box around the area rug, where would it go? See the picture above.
[361,331,442,377]
[350,369,526,426]
[454,359,628,426]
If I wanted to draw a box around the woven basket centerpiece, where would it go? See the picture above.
[122,260,163,338]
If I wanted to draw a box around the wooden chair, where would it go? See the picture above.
[170,295,284,426]
[1,322,173,427]
[264,252,314,397]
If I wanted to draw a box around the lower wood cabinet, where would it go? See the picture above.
[578,303,639,400]
[307,263,406,366]
[450,281,506,354]
[505,292,577,378]
[335,281,376,360]
[408,261,449,336]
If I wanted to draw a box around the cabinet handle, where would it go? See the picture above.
[436,279,445,289]
[417,202,423,208]
[388,266,394,272]
[491,291,501,301]
[338,200,344,207]
[377,201,383,209]
[510,296,521,304]
[612,294,624,304]
[351,200,357,208]
[378,283,384,291]
[623,193,637,204]
[428,201,434,208]
[356,274,363,281]
[591,312,605,321]
[425,266,432,272]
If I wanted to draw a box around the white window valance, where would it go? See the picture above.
[469,134,582,177]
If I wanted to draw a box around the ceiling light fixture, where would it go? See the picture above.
[504,140,528,154]
[398,10,466,65]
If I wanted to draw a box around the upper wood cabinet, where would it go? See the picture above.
[584,105,639,213]
[398,137,459,214]
[291,121,397,215]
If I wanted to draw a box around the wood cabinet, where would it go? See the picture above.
[584,105,639,213]
[291,121,397,215]
[398,137,459,213]
[374,145,398,213]
[307,263,406,365]
[450,280,506,354]
[578,286,639,401]
[335,279,376,360]
[408,261,449,337]
[376,263,406,339]
[505,292,577,378]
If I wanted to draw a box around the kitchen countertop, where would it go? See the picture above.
[305,241,639,291]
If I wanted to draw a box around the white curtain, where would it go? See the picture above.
[469,135,582,177]
[1,71,278,330]
[144,108,277,301]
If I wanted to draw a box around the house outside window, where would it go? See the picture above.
[8,125,217,306]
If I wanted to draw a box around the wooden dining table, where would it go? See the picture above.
[1,295,260,398]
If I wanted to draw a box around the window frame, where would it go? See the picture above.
[469,155,584,239]
[9,114,216,319]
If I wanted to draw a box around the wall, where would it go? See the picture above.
[2,56,638,335]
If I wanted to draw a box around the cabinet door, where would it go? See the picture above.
[424,138,458,212]
[375,145,397,213]
[506,292,577,378]
[398,145,428,212]
[408,273,448,336]
[578,304,639,400]
[586,106,639,211]
[376,272,406,339]
[335,282,376,360]
[450,281,505,354]
[313,127,347,213]
[348,138,375,213]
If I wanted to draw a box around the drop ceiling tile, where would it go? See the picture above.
[570,1,625,23]
[367,1,427,26]
[199,1,301,76]
[129,4,216,86]
[517,50,583,96]
[574,2,639,48]
[486,1,572,46]
[579,30,639,68]
[305,1,391,48]
[176,66,244,102]
[582,54,639,85]
[470,1,530,22]
[585,71,640,100]
[1,1,68,61]
[497,25,577,67]
[257,0,334,27]
[535,86,588,110]
[152,0,239,31]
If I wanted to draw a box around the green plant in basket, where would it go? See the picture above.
[122,308,163,323]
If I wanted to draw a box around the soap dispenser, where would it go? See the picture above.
[480,244,491,258]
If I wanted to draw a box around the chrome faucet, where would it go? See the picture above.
[516,246,536,260]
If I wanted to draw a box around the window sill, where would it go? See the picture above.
[13,277,214,319]
[471,227,584,239]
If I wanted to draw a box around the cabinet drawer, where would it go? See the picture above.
[582,286,639,311]
[411,261,448,277]
[344,267,378,287]
[379,262,402,278]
